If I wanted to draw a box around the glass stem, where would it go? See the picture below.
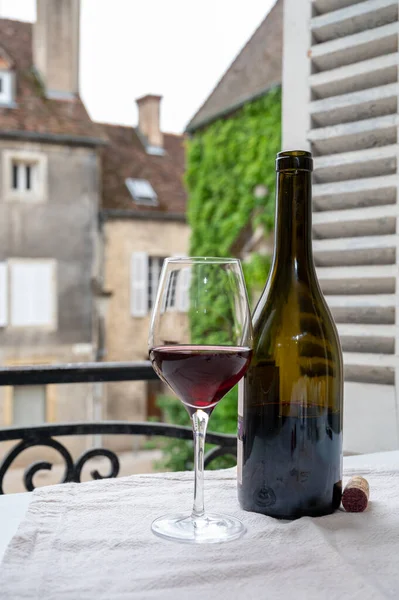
[191,409,209,520]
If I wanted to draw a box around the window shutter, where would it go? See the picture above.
[0,262,8,327]
[11,262,33,325]
[11,261,54,326]
[34,263,54,325]
[131,252,149,317]
[161,272,170,314]
[177,267,191,312]
[13,385,46,426]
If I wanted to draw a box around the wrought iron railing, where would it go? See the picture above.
[0,362,237,494]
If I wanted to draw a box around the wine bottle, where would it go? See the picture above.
[237,150,343,519]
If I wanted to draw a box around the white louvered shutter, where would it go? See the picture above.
[131,252,149,317]
[0,262,8,327]
[177,267,191,312]
[283,0,399,454]
[10,261,54,326]
[13,386,46,426]
[34,263,54,325]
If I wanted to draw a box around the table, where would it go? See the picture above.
[0,451,398,599]
[0,492,32,563]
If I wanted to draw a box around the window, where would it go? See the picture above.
[125,178,158,206]
[0,262,7,327]
[162,268,190,312]
[177,267,191,312]
[131,253,189,317]
[13,385,46,426]
[12,161,36,192]
[148,256,165,310]
[146,145,165,157]
[2,359,56,427]
[131,253,164,317]
[0,260,57,328]
[2,150,48,202]
[165,271,178,309]
[0,70,13,106]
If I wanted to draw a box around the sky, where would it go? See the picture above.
[0,0,275,132]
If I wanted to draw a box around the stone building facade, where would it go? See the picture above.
[0,2,104,462]
[100,99,189,452]
[0,1,188,466]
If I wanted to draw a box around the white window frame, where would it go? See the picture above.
[160,258,190,314]
[0,262,7,327]
[131,254,188,317]
[12,384,47,426]
[0,70,14,106]
[131,252,149,317]
[2,358,57,427]
[148,256,165,311]
[176,267,191,312]
[7,259,57,330]
[12,162,36,193]
[165,270,178,310]
[2,150,48,203]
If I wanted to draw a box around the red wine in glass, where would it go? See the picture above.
[148,257,253,543]
[150,345,252,413]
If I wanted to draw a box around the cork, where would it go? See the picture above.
[342,476,369,513]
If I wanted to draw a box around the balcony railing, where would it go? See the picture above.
[0,362,237,494]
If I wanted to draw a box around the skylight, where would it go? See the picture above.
[125,178,158,206]
[0,71,14,106]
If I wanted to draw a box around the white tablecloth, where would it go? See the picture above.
[0,452,398,599]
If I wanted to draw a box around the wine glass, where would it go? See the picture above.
[148,257,253,544]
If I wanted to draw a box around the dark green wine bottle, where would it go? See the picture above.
[237,150,343,519]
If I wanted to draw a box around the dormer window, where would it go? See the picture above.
[0,70,14,106]
[126,178,158,206]
[146,145,165,156]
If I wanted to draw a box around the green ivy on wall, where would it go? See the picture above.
[187,86,281,256]
[158,87,282,471]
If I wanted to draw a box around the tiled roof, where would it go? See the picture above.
[100,124,186,216]
[0,18,105,142]
[186,0,283,132]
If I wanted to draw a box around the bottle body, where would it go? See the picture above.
[237,151,343,519]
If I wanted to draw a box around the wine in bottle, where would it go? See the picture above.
[237,150,343,519]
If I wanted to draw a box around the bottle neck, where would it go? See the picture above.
[271,169,315,281]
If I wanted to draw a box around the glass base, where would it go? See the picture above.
[151,512,246,544]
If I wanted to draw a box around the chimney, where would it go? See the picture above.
[33,0,80,98]
[136,95,164,151]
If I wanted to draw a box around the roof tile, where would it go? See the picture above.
[100,124,186,215]
[0,17,186,216]
[0,18,105,141]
